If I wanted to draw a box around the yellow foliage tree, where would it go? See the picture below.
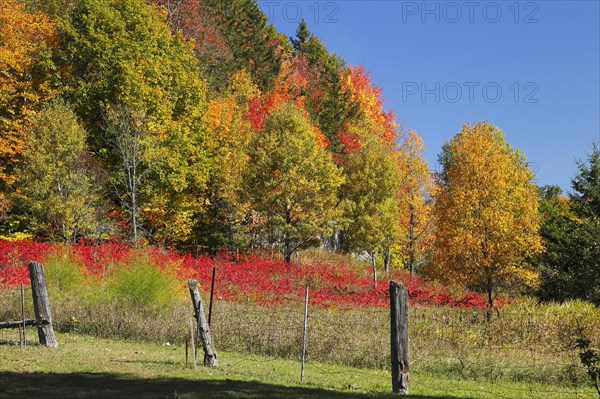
[59,0,212,244]
[341,121,401,283]
[17,101,101,242]
[432,122,542,309]
[0,0,57,216]
[199,70,259,251]
[396,129,434,274]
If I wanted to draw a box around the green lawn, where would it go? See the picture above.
[0,333,596,399]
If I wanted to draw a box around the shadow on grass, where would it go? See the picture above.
[0,371,473,399]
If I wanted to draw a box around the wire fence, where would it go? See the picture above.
[204,284,598,397]
[0,285,34,345]
[1,278,598,397]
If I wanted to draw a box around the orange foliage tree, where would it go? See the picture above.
[338,66,396,154]
[199,70,259,251]
[0,0,57,216]
[246,53,328,147]
[432,122,542,309]
[153,0,230,64]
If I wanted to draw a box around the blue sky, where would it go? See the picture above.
[258,0,600,191]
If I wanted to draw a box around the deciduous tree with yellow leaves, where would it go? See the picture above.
[396,129,434,275]
[0,0,57,218]
[432,122,542,310]
[198,70,259,252]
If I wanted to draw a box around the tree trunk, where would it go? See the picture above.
[486,286,495,322]
[131,188,137,242]
[408,203,415,275]
[332,223,339,252]
[383,249,391,277]
[284,205,292,263]
[371,252,378,288]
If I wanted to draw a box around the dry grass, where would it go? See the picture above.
[1,285,598,387]
[3,333,598,399]
[2,247,598,394]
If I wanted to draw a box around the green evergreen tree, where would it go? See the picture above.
[291,18,310,52]
[201,0,288,92]
[536,145,600,305]
[571,143,600,219]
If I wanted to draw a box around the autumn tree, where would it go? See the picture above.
[246,53,312,132]
[15,101,103,242]
[341,123,401,283]
[0,0,57,221]
[55,0,213,244]
[175,0,287,92]
[153,0,230,67]
[338,66,396,155]
[57,0,207,143]
[432,122,542,309]
[196,70,259,252]
[104,105,152,242]
[327,61,400,271]
[246,103,343,263]
[290,19,358,157]
[25,0,76,19]
[396,130,434,274]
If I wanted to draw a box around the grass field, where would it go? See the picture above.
[0,333,597,399]
[1,243,599,398]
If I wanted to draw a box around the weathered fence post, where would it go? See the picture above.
[188,280,218,367]
[27,262,57,348]
[390,280,409,394]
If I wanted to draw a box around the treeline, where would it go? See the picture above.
[0,0,429,263]
[0,0,597,305]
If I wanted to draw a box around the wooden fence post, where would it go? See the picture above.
[390,280,409,394]
[27,262,57,348]
[188,280,218,367]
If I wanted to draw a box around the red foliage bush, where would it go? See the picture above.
[0,240,52,287]
[0,240,491,309]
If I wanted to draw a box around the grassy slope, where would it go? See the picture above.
[0,333,596,399]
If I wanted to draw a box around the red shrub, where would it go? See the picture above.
[0,240,491,309]
[0,240,52,286]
